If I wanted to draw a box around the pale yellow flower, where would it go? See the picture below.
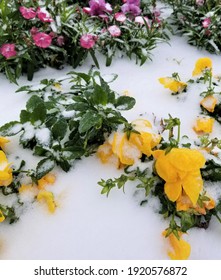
[192,57,212,76]
[153,148,206,205]
[193,117,214,134]
[158,77,187,93]
[97,119,161,166]
[200,95,217,113]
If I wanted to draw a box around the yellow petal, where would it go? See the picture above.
[0,210,5,223]
[159,77,187,93]
[155,152,178,182]
[164,181,182,202]
[166,232,191,260]
[167,148,206,172]
[37,190,56,213]
[200,95,217,113]
[182,171,203,205]
[192,57,212,76]
[193,117,214,134]
[0,137,10,149]
[119,134,141,165]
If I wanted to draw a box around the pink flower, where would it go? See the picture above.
[114,12,126,22]
[80,34,97,49]
[108,25,121,37]
[196,0,204,6]
[57,36,65,46]
[202,17,211,28]
[33,32,52,48]
[37,8,53,22]
[134,16,150,27]
[83,7,91,14]
[19,6,36,19]
[0,44,17,59]
[30,27,39,36]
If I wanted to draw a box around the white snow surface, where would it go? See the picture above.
[1,35,221,260]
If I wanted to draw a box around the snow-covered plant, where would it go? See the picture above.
[165,0,221,53]
[0,0,169,83]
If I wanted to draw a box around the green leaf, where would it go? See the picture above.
[115,96,136,110]
[36,158,55,180]
[26,95,44,112]
[0,121,22,136]
[30,103,47,124]
[89,50,100,69]
[52,118,68,140]
[93,84,108,105]
[20,110,31,124]
[16,85,31,93]
[78,111,102,134]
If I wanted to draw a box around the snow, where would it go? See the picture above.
[1,35,221,260]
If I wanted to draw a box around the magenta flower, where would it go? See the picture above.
[121,0,141,17]
[108,25,121,37]
[0,44,17,59]
[202,18,211,28]
[89,0,112,16]
[80,34,97,49]
[114,12,126,22]
[37,8,53,22]
[19,6,36,19]
[33,32,52,48]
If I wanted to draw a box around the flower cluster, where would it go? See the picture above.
[98,57,221,259]
[0,0,168,83]
[97,119,161,166]
[166,0,221,53]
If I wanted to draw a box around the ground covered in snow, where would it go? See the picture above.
[1,34,221,260]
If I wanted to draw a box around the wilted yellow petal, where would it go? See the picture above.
[200,95,217,113]
[37,190,56,213]
[165,232,191,260]
[192,57,212,76]
[182,171,203,205]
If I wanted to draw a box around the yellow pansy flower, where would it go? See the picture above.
[163,230,191,260]
[0,137,10,150]
[176,194,215,215]
[192,57,212,76]
[0,210,5,223]
[97,119,161,166]
[193,117,214,134]
[0,151,13,187]
[153,148,206,205]
[37,173,56,190]
[97,142,120,167]
[200,95,217,113]
[37,190,56,213]
[158,77,187,93]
